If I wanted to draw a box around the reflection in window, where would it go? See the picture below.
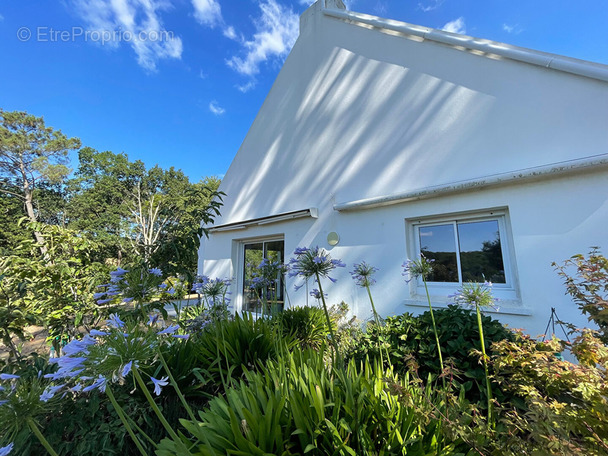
[458,220,505,283]
[418,219,506,284]
[419,224,458,282]
[242,240,285,314]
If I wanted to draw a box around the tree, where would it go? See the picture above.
[66,147,146,264]
[0,110,80,252]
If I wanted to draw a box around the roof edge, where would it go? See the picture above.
[334,154,608,212]
[322,8,608,83]
[208,208,319,233]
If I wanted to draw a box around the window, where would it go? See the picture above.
[241,239,285,314]
[410,211,517,300]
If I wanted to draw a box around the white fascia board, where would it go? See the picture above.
[208,208,318,233]
[334,154,608,212]
[322,8,608,83]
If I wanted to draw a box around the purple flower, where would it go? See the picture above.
[0,443,14,456]
[106,313,125,329]
[122,297,134,303]
[40,384,65,402]
[0,374,19,380]
[83,375,107,393]
[350,262,378,288]
[309,289,327,300]
[90,329,108,337]
[148,313,160,326]
[93,292,106,299]
[149,268,163,277]
[172,334,189,340]
[96,298,113,305]
[294,247,309,255]
[110,267,129,276]
[121,361,134,377]
[151,376,169,396]
[167,287,176,295]
[158,324,179,335]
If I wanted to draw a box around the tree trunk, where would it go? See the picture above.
[20,162,47,255]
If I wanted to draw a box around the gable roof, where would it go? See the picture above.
[211,1,608,227]
[322,6,608,83]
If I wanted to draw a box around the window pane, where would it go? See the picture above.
[419,224,459,282]
[242,240,285,313]
[457,220,506,283]
[243,243,263,312]
[264,240,285,312]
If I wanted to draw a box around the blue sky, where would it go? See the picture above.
[1,0,606,182]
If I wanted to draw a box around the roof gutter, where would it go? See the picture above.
[208,208,318,233]
[334,154,608,212]
[322,8,608,83]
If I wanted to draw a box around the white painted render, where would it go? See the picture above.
[199,0,608,338]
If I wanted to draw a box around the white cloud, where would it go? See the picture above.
[223,25,238,40]
[502,23,523,34]
[209,101,226,115]
[192,0,222,27]
[199,69,207,79]
[236,81,256,93]
[418,0,443,12]
[227,0,299,77]
[70,0,182,72]
[441,17,466,34]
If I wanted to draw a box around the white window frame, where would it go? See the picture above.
[234,235,285,314]
[407,209,519,303]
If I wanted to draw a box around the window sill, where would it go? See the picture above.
[403,298,532,316]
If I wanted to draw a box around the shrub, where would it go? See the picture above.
[348,305,513,404]
[273,305,332,350]
[192,313,294,392]
[157,348,459,455]
[554,247,608,343]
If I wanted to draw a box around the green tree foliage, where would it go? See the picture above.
[0,110,80,251]
[66,147,147,264]
[4,223,108,352]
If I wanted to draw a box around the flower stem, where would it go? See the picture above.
[475,303,493,426]
[105,384,149,456]
[27,418,59,456]
[365,284,387,368]
[315,272,341,365]
[423,279,445,383]
[156,346,197,422]
[132,366,187,449]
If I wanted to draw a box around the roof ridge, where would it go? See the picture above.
[322,7,608,83]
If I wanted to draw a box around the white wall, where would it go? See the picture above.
[200,2,608,337]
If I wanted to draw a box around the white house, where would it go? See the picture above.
[199,0,608,337]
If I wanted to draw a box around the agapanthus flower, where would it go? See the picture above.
[151,376,169,396]
[0,374,19,380]
[172,334,189,340]
[288,246,345,285]
[350,262,378,288]
[82,375,107,393]
[40,384,65,402]
[402,255,434,283]
[148,313,160,326]
[149,268,163,277]
[0,443,14,456]
[158,324,179,335]
[309,289,327,300]
[90,329,108,337]
[62,335,97,356]
[106,313,126,329]
[122,297,134,303]
[121,361,134,377]
[451,281,499,311]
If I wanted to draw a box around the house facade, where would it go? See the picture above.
[199,0,608,337]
